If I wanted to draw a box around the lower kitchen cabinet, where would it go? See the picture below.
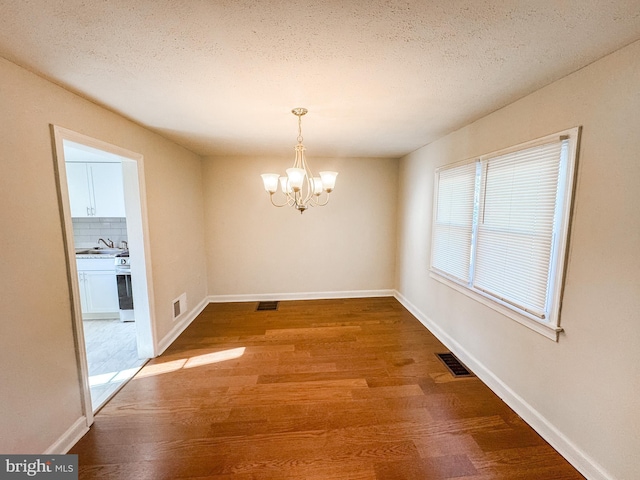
[77,258,119,319]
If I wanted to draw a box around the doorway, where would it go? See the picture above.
[52,126,156,424]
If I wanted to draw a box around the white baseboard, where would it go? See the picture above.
[157,296,210,355]
[393,290,614,480]
[208,289,394,303]
[44,416,89,454]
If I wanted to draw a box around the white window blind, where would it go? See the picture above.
[429,128,579,338]
[431,162,477,282]
[473,141,563,318]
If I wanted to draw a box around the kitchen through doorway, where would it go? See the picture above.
[53,127,156,422]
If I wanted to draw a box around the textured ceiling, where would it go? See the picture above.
[1,1,639,158]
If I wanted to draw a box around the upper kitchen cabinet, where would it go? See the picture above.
[66,162,126,218]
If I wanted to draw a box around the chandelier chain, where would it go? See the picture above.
[297,112,303,144]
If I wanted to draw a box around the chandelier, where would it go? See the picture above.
[261,108,338,213]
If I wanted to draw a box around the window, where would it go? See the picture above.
[430,128,580,340]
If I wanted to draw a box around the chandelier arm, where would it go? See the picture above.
[303,173,315,207]
[300,149,315,178]
[268,193,289,208]
[310,192,330,207]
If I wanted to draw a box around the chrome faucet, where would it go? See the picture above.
[98,238,114,248]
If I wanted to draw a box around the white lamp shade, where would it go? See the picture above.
[279,176,292,194]
[286,168,306,191]
[311,177,323,195]
[260,173,280,193]
[319,171,338,192]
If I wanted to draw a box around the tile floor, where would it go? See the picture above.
[82,319,147,411]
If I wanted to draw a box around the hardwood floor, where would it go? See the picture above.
[71,297,584,479]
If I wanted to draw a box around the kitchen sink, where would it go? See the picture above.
[76,248,123,255]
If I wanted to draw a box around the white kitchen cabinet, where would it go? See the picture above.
[66,162,94,217]
[77,258,119,319]
[66,162,126,217]
[91,163,127,217]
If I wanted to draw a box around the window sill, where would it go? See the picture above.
[429,271,563,341]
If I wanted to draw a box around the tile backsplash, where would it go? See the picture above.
[72,217,128,248]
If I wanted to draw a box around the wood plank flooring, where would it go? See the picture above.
[71,297,585,479]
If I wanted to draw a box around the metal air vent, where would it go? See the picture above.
[436,352,474,377]
[256,301,279,311]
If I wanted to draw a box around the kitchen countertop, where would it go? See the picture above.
[75,248,125,259]
[76,253,120,259]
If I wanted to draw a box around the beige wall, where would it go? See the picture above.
[396,40,640,480]
[203,155,397,297]
[0,57,207,452]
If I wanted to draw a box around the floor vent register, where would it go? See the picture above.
[256,301,279,311]
[436,352,474,377]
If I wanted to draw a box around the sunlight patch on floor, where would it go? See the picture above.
[89,367,141,387]
[136,347,246,378]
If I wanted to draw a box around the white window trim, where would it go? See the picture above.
[429,127,581,341]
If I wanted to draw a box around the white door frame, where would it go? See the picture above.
[51,125,157,425]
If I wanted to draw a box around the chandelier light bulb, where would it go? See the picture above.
[260,173,279,194]
[319,171,338,193]
[279,176,292,194]
[286,167,306,192]
[311,177,323,195]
